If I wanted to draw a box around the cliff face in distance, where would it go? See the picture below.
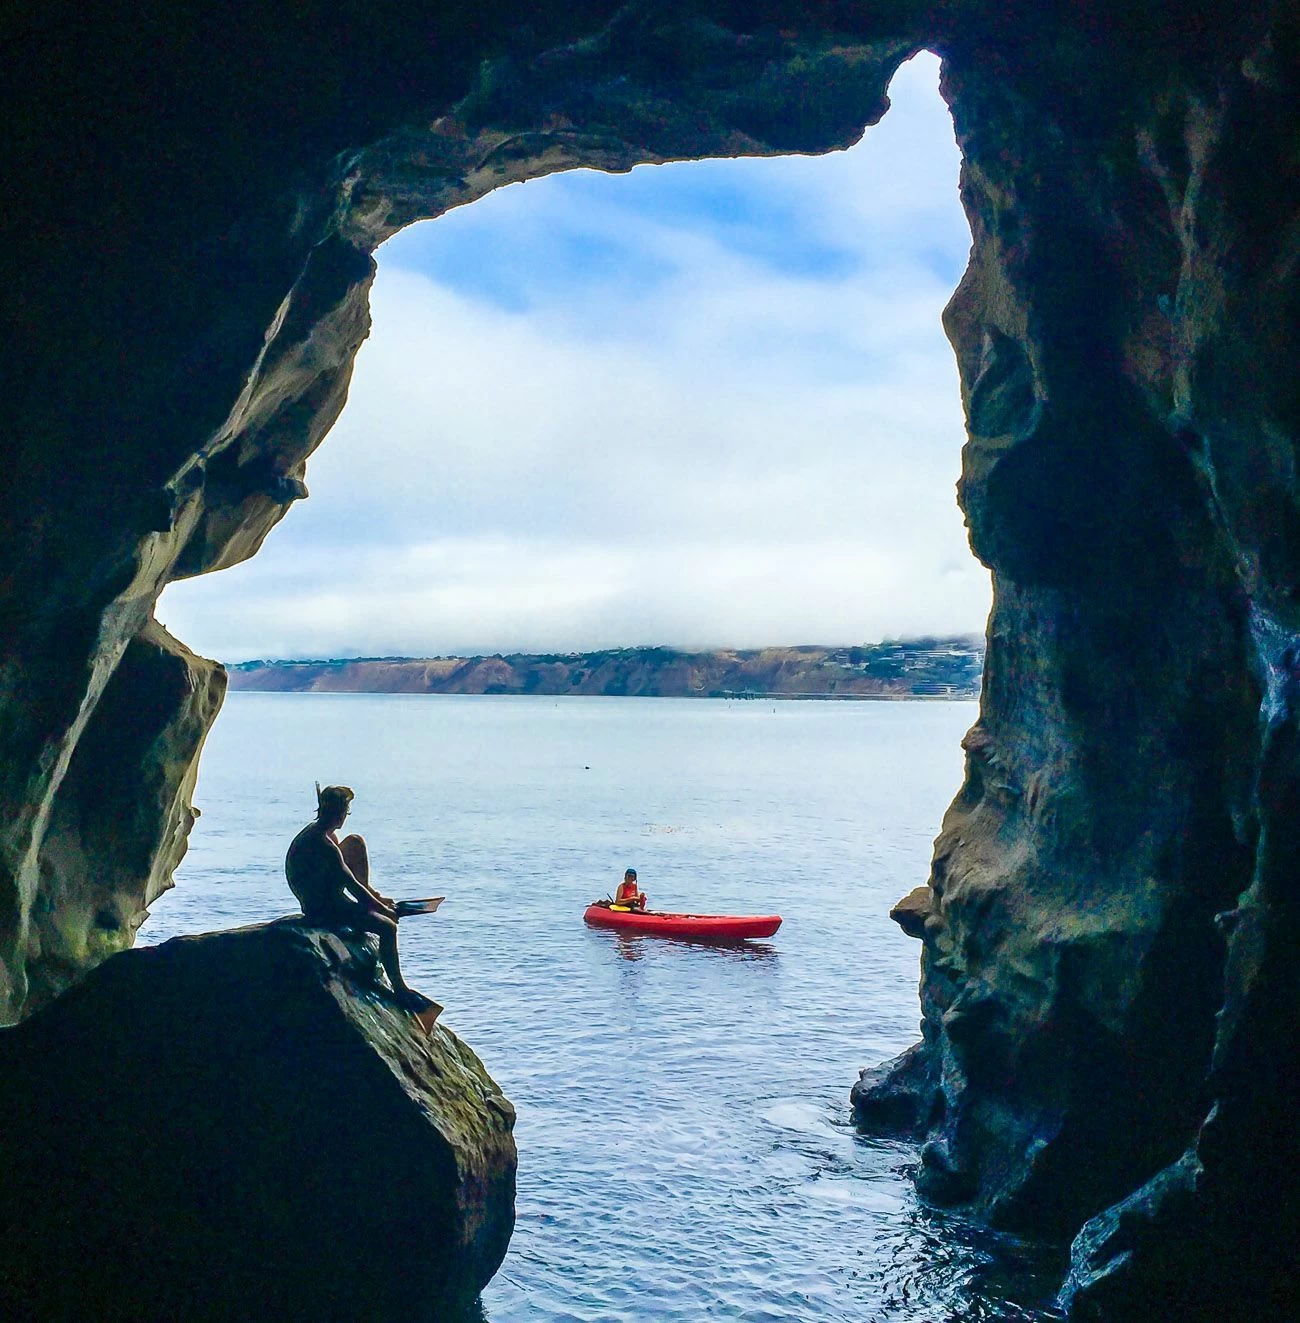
[227,638,984,699]
[4,2,1300,1318]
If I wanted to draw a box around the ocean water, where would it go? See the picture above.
[141,693,1065,1321]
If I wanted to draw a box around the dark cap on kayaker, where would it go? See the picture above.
[315,783,354,822]
[624,867,637,880]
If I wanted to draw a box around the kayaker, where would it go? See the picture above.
[285,784,426,1009]
[613,867,647,911]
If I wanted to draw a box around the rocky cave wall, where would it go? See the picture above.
[2,2,1298,1318]
[854,8,1300,1314]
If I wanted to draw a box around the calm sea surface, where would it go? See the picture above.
[141,693,1064,1321]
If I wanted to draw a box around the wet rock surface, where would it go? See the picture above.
[851,1039,939,1136]
[3,1,1300,1317]
[0,921,516,1322]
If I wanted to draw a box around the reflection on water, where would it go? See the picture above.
[606,932,781,963]
[147,695,1064,1320]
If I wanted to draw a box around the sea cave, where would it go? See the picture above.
[1,2,1298,1319]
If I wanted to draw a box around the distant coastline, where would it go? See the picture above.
[226,638,984,700]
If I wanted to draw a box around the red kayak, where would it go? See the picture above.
[583,904,781,940]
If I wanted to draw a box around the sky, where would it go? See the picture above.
[158,53,990,662]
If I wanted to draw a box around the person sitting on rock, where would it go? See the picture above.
[285,784,426,1009]
[612,868,647,911]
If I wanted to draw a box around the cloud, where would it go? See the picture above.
[168,535,982,659]
[158,54,990,660]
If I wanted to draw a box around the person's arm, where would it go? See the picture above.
[328,839,397,920]
[347,877,398,920]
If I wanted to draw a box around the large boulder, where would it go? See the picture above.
[0,921,515,1322]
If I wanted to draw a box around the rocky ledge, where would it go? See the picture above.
[0,921,515,1322]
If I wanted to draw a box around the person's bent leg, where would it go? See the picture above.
[339,834,369,885]
[359,910,410,996]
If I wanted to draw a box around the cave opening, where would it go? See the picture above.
[158,53,984,664]
[133,53,1053,1323]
